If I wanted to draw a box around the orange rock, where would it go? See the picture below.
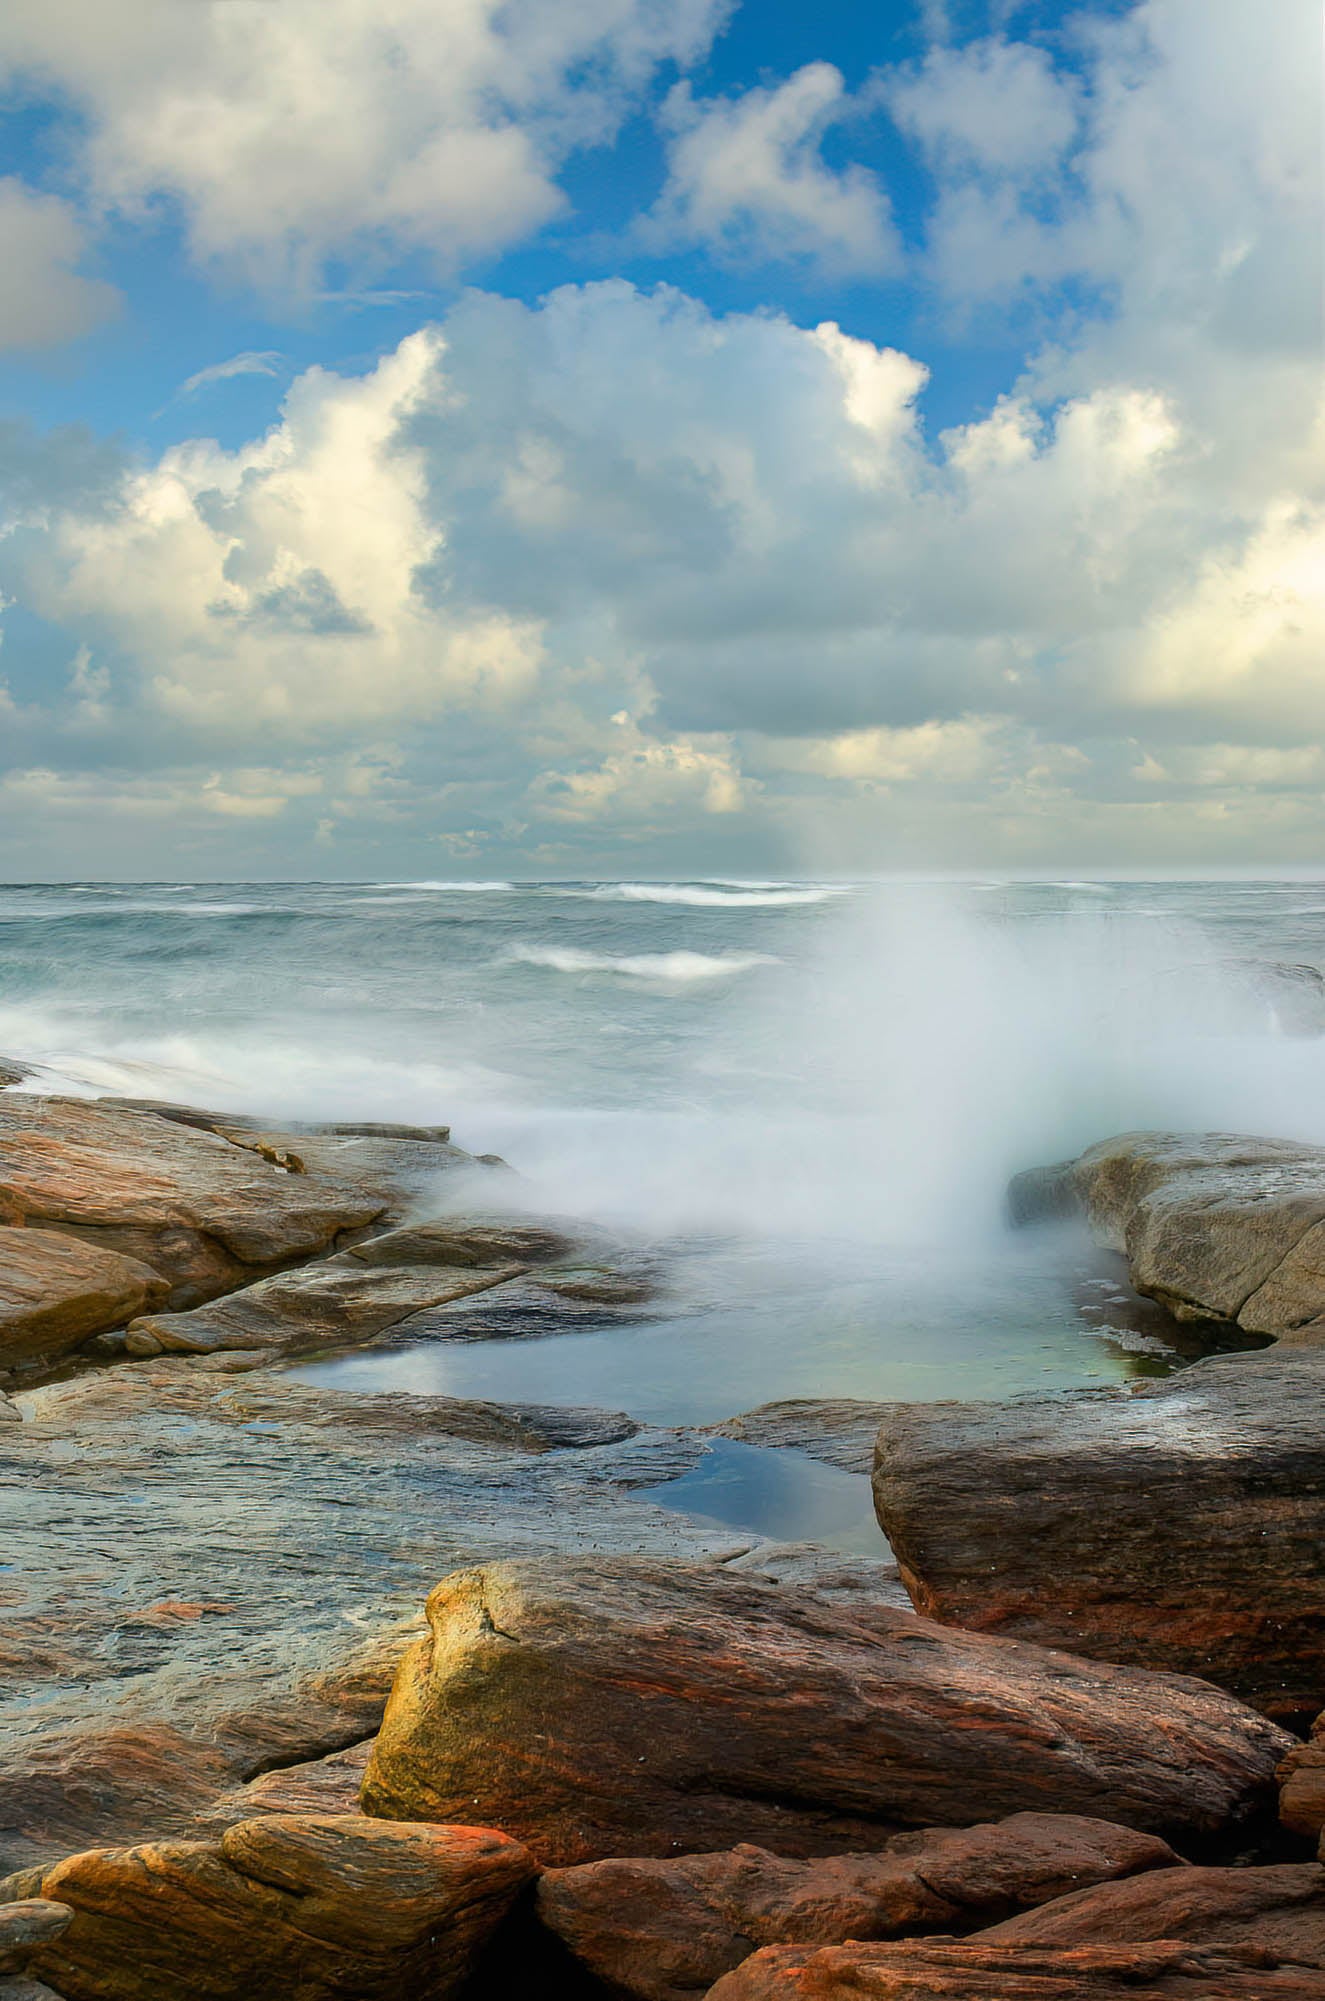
[23,1814,534,2001]
[0,1228,167,1371]
[705,1938,1325,1997]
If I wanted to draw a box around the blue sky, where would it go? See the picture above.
[0,0,1318,877]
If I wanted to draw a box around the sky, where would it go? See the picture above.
[0,0,1319,880]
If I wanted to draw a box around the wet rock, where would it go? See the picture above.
[0,1061,30,1090]
[704,1937,1325,1997]
[871,1350,1325,1721]
[710,1401,895,1475]
[20,1814,534,2001]
[0,1362,725,1872]
[721,1542,911,1610]
[101,1099,453,1145]
[0,1902,72,1974]
[1008,1131,1325,1340]
[0,1095,388,1307]
[1279,1717,1325,1844]
[345,1216,591,1269]
[360,1555,1290,1864]
[126,1257,526,1355]
[536,1815,1179,2001]
[0,1231,168,1376]
[981,1862,1325,1964]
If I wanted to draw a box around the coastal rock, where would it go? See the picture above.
[535,1815,1179,2001]
[704,1938,1325,1998]
[1279,1718,1325,1844]
[1008,1130,1325,1338]
[0,1361,726,1872]
[0,1230,168,1375]
[359,1556,1290,1864]
[20,1813,534,2001]
[710,1400,896,1474]
[0,1095,390,1306]
[126,1257,526,1355]
[0,1902,72,1973]
[870,1349,1325,1721]
[981,1862,1325,1964]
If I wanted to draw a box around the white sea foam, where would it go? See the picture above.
[505,945,777,982]
[573,882,844,908]
[365,880,516,892]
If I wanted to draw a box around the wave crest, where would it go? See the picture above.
[572,882,843,908]
[505,945,777,983]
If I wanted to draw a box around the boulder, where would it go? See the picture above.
[0,1230,168,1375]
[870,1350,1325,1722]
[0,1902,71,1974]
[981,1862,1325,1964]
[536,1815,1179,2001]
[0,1096,389,1306]
[1008,1130,1325,1339]
[126,1257,526,1356]
[359,1556,1291,1865]
[704,1938,1325,1997]
[1280,1718,1325,1844]
[19,1814,534,2001]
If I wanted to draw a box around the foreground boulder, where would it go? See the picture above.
[705,1938,1325,1997]
[360,1557,1291,1863]
[536,1815,1179,2001]
[982,1862,1325,1965]
[1009,1130,1325,1339]
[0,1228,169,1376]
[16,1813,533,2001]
[0,1095,391,1307]
[871,1349,1325,1721]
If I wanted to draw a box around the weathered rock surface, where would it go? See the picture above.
[871,1349,1325,1721]
[360,1556,1291,1864]
[0,1361,752,1873]
[0,1230,168,1376]
[536,1815,1179,2001]
[710,1401,896,1475]
[0,1096,392,1306]
[1279,1716,1325,1844]
[19,1813,534,2001]
[705,1938,1325,1997]
[0,1902,71,1974]
[1009,1130,1325,1339]
[982,1862,1325,1965]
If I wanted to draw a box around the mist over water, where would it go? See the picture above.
[3,877,1323,1426]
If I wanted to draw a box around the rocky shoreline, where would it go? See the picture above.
[2,1093,1323,1998]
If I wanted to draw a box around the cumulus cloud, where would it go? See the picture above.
[643,64,899,272]
[0,0,730,292]
[0,178,118,350]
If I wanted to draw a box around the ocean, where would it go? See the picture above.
[3,875,1323,1550]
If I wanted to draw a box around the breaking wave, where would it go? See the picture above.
[572,882,844,908]
[504,945,777,982]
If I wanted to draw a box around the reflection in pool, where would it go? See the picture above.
[641,1438,887,1558]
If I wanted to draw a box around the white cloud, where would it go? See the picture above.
[884,36,1080,177]
[176,352,284,400]
[0,0,730,293]
[0,178,118,350]
[644,64,899,272]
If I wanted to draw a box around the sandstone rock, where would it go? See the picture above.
[871,1349,1325,1721]
[0,1902,71,1973]
[705,1938,1325,1997]
[102,1100,453,1145]
[21,1814,534,2001]
[710,1401,896,1474]
[536,1815,1179,2001]
[1280,1718,1325,1844]
[0,1096,388,1306]
[126,1257,526,1355]
[0,1362,727,1872]
[981,1862,1325,1965]
[0,1230,168,1375]
[360,1556,1291,1864]
[1008,1130,1325,1339]
[345,1216,590,1269]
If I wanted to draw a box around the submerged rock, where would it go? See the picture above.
[871,1349,1325,1721]
[19,1814,534,2001]
[1008,1130,1325,1340]
[705,1938,1325,1997]
[981,1862,1325,1964]
[360,1555,1290,1863]
[0,1229,168,1377]
[536,1815,1179,2001]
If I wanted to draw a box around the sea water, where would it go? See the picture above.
[2,877,1323,1544]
